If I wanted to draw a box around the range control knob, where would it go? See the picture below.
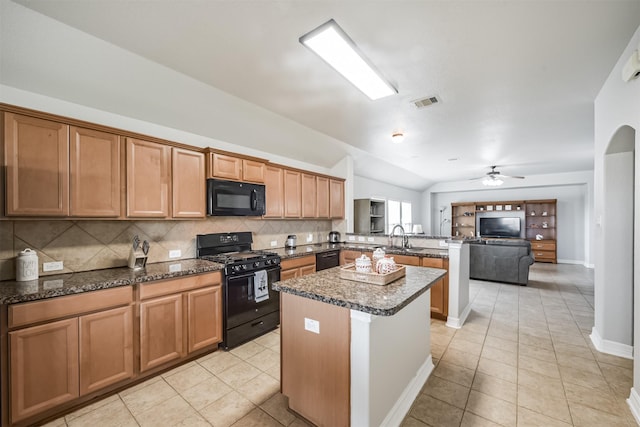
[254,261,261,268]
[241,264,248,270]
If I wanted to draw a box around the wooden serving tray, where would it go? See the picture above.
[339,263,406,286]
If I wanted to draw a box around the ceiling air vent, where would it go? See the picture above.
[411,95,440,109]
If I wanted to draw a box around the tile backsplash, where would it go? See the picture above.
[0,218,346,280]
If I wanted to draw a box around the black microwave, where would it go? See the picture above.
[207,178,266,216]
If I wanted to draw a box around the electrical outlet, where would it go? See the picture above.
[270,240,278,247]
[358,236,365,242]
[367,237,374,242]
[306,234,313,243]
[169,250,181,259]
[43,261,63,272]
[304,317,320,334]
[439,240,449,247]
[348,236,356,241]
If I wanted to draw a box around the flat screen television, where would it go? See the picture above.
[479,217,521,238]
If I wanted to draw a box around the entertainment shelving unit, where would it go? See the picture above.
[451,199,557,263]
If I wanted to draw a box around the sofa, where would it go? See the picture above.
[468,239,534,285]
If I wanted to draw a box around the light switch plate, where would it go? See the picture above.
[367,237,374,242]
[439,240,449,247]
[169,250,181,259]
[358,236,365,242]
[43,261,63,272]
[304,317,320,334]
[270,240,278,247]
[306,234,313,242]
[348,236,356,241]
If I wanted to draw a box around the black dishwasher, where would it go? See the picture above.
[316,250,340,271]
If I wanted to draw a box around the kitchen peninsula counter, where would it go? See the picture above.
[275,266,445,427]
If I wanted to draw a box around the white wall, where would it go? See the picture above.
[423,170,593,264]
[353,175,423,232]
[594,23,640,397]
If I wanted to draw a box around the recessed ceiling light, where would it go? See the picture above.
[299,19,397,100]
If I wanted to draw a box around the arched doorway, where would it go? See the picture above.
[594,125,636,356]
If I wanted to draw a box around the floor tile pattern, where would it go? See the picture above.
[43,264,636,426]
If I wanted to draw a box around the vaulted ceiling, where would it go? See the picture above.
[7,1,640,190]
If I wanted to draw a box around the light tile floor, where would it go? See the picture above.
[43,263,636,427]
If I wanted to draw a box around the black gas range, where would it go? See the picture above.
[196,232,281,349]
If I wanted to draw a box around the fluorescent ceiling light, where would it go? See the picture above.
[300,19,397,100]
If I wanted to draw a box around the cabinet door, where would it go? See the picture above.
[187,286,222,353]
[422,258,448,318]
[172,148,205,218]
[339,250,361,266]
[242,159,265,183]
[300,264,316,277]
[281,268,299,281]
[212,153,242,181]
[264,165,284,218]
[70,126,121,217]
[10,318,79,423]
[126,138,171,218]
[301,174,317,218]
[140,294,183,372]
[329,179,344,219]
[284,169,302,218]
[4,113,69,216]
[316,176,330,218]
[79,306,133,395]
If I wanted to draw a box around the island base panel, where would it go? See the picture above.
[281,292,350,427]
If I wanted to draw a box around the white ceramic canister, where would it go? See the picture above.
[16,249,39,281]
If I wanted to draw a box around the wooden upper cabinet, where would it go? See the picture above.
[211,153,242,181]
[329,179,345,219]
[242,159,265,183]
[126,138,171,218]
[284,169,302,218]
[316,176,330,218]
[4,113,70,216]
[172,148,205,218]
[301,173,317,218]
[209,153,265,183]
[70,127,121,217]
[264,165,284,218]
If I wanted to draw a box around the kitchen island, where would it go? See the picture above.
[273,265,445,427]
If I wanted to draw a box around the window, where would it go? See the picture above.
[386,199,412,233]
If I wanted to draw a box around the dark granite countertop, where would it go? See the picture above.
[0,259,224,305]
[272,243,448,260]
[271,243,342,260]
[272,265,446,316]
[340,244,449,259]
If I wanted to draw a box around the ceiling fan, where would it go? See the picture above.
[471,166,525,186]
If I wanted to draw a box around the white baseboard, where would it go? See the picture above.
[446,303,472,329]
[628,388,640,425]
[381,355,434,427]
[557,259,585,265]
[590,327,634,359]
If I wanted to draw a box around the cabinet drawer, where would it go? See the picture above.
[9,287,132,329]
[531,241,556,251]
[392,254,420,266]
[140,272,222,300]
[421,257,444,268]
[281,255,316,270]
[533,250,555,261]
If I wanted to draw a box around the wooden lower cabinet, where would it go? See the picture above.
[422,258,449,320]
[281,256,316,280]
[9,319,79,423]
[140,294,184,372]
[187,286,223,353]
[79,306,134,395]
[339,250,362,266]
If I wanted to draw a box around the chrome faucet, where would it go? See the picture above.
[390,224,409,249]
